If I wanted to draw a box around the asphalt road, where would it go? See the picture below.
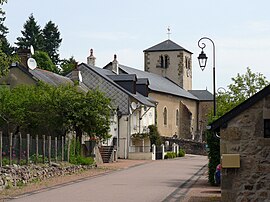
[10,155,207,202]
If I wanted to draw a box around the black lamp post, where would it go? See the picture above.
[198,37,216,116]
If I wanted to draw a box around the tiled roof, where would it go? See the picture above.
[189,90,213,101]
[144,39,192,54]
[118,64,198,100]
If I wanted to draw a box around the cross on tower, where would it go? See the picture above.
[167,26,171,40]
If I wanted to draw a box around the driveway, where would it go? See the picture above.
[11,155,207,202]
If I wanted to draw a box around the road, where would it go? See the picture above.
[11,155,207,202]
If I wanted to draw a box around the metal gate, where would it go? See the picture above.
[155,146,162,160]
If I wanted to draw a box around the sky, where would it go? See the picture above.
[3,0,270,91]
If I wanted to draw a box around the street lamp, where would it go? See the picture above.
[198,37,216,116]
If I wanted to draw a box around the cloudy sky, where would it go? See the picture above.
[3,0,270,91]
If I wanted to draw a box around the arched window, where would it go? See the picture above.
[164,55,169,68]
[163,107,168,126]
[176,109,179,126]
[160,55,164,68]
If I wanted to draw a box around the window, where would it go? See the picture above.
[160,55,164,68]
[176,109,179,126]
[157,55,169,68]
[163,107,168,126]
[164,55,169,68]
[264,119,270,138]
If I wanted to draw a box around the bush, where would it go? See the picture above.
[178,149,185,157]
[206,131,220,185]
[165,152,176,159]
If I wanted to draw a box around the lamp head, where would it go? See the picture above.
[198,50,208,71]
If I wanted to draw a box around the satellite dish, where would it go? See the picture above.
[131,102,137,110]
[30,45,34,55]
[27,58,37,70]
[78,71,82,82]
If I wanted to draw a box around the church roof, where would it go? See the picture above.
[189,90,213,101]
[117,64,198,100]
[144,39,192,54]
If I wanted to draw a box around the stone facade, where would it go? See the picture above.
[144,50,192,91]
[149,92,198,138]
[220,95,270,201]
[198,101,213,141]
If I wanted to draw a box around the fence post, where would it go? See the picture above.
[61,136,64,161]
[35,135,38,164]
[67,136,70,163]
[0,131,2,167]
[19,132,22,165]
[9,133,13,165]
[172,143,176,154]
[161,144,165,160]
[48,136,51,164]
[152,144,156,160]
[55,137,57,162]
[26,134,30,165]
[43,135,46,164]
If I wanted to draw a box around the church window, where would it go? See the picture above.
[160,55,164,68]
[157,55,169,68]
[163,107,168,126]
[164,55,169,68]
[176,109,179,126]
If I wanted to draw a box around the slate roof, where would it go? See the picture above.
[107,74,137,81]
[117,64,199,100]
[11,63,73,86]
[30,68,73,86]
[144,39,192,54]
[210,84,270,131]
[137,78,149,85]
[78,63,155,108]
[189,90,213,101]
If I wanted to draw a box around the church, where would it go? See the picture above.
[103,39,213,141]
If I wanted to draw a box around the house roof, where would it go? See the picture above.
[137,78,149,85]
[11,63,73,86]
[107,74,137,82]
[117,64,199,101]
[189,90,213,101]
[30,68,73,86]
[210,84,270,131]
[144,39,192,54]
[78,63,156,108]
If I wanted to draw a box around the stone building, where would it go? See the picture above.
[210,85,270,201]
[105,39,213,140]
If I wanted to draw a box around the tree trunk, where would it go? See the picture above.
[75,126,82,156]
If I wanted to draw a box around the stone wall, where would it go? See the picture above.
[220,96,270,201]
[0,164,95,190]
[162,137,207,155]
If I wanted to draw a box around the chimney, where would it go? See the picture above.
[17,48,32,68]
[87,49,96,66]
[112,54,119,75]
[71,62,82,83]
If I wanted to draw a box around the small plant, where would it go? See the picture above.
[165,152,176,159]
[178,149,185,157]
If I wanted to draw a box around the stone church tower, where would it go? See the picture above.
[144,39,192,91]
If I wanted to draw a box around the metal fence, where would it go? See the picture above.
[0,131,71,167]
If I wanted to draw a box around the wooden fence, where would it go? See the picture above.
[0,131,73,167]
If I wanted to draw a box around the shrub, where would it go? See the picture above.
[165,152,176,159]
[178,149,185,157]
[206,131,220,185]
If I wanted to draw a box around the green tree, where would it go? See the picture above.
[42,21,62,64]
[33,51,59,73]
[15,14,43,51]
[0,0,16,77]
[60,56,77,75]
[0,83,112,141]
